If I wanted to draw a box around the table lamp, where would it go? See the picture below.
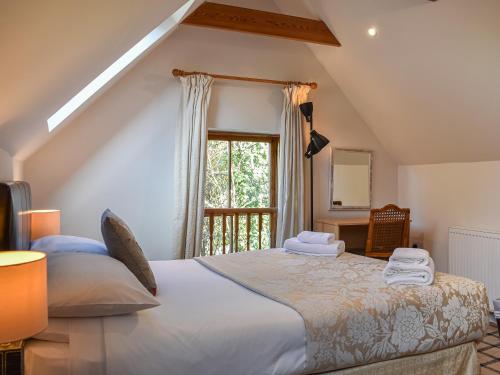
[0,251,47,374]
[28,210,61,241]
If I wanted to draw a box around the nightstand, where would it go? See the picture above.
[0,341,23,375]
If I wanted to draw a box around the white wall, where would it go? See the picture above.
[23,25,397,260]
[0,0,187,160]
[399,162,500,272]
[0,148,13,181]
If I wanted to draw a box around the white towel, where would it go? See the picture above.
[284,237,345,257]
[389,248,430,266]
[297,231,335,245]
[383,257,435,286]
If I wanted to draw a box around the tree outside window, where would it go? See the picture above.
[203,132,278,255]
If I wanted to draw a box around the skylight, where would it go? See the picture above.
[47,0,195,132]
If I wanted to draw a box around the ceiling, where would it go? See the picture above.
[2,0,499,165]
[0,0,187,160]
[295,0,500,164]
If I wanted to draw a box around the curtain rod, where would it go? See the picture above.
[172,69,318,89]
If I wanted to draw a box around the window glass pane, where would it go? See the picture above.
[203,136,275,256]
[231,141,270,208]
[205,140,230,208]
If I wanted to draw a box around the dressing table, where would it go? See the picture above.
[314,217,369,255]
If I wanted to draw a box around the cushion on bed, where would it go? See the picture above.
[101,209,157,295]
[48,252,160,317]
[31,235,108,255]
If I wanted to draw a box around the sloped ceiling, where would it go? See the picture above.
[2,0,500,166]
[283,0,500,165]
[0,0,187,160]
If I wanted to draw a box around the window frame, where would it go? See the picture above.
[204,131,280,253]
[207,131,279,210]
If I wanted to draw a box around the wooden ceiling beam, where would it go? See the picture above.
[182,2,341,47]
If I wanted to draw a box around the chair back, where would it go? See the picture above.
[366,204,410,258]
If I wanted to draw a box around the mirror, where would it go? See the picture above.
[330,148,372,210]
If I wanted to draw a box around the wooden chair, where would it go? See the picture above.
[365,204,410,259]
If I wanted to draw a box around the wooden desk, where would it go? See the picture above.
[314,218,369,255]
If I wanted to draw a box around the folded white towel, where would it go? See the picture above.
[390,248,430,266]
[297,231,335,245]
[383,257,435,286]
[284,237,345,257]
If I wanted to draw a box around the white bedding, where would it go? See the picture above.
[103,259,306,375]
[25,318,105,375]
[24,340,69,375]
[24,255,486,375]
[25,258,307,375]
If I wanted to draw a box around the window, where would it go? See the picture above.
[203,132,279,256]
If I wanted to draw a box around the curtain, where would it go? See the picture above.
[276,84,311,247]
[173,74,214,259]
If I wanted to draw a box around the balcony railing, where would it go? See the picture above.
[203,207,277,256]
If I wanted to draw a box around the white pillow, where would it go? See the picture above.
[48,253,160,317]
[31,235,108,255]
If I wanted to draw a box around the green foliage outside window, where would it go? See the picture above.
[203,139,273,255]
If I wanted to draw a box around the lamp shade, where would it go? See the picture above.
[299,102,313,122]
[0,251,47,343]
[305,130,330,158]
[29,210,61,241]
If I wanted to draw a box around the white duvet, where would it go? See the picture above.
[82,259,306,375]
[25,259,306,375]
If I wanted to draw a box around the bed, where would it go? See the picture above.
[0,181,489,375]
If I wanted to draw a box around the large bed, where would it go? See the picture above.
[0,182,489,375]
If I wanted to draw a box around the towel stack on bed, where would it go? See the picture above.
[383,248,435,286]
[284,231,345,257]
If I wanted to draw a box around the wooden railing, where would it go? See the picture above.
[204,207,277,256]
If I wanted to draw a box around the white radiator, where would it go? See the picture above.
[449,227,500,309]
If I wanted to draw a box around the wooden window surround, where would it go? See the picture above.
[204,131,279,255]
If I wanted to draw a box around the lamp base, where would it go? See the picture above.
[0,341,23,351]
[0,340,23,375]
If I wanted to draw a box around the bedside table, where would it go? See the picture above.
[0,341,23,375]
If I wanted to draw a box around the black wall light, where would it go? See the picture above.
[299,102,330,230]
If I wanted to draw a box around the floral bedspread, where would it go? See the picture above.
[196,249,489,374]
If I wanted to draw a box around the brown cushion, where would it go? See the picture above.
[101,209,157,295]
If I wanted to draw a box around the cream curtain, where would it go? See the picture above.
[276,84,311,247]
[173,74,214,259]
